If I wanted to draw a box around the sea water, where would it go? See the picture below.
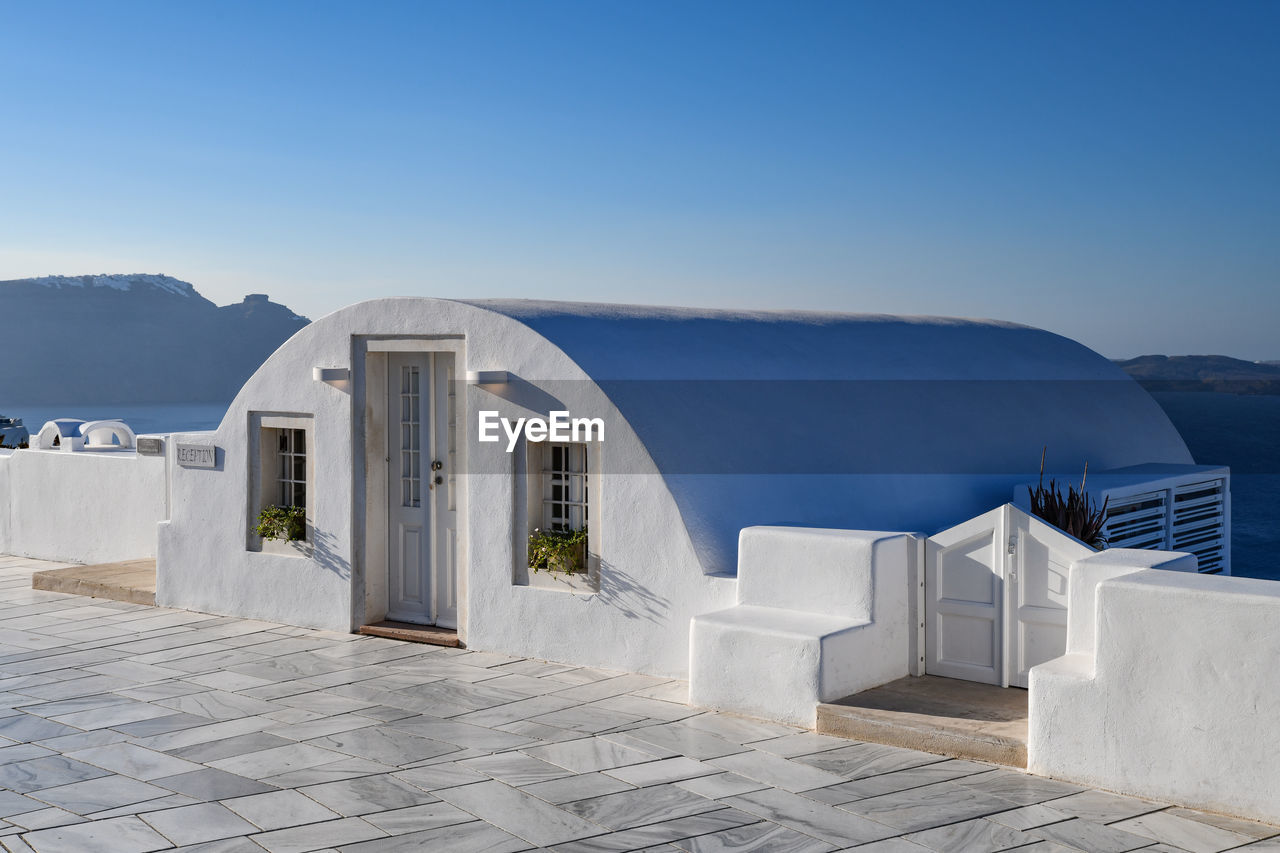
[2,401,228,436]
[1151,392,1280,581]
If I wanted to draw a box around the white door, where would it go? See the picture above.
[387,352,458,627]
[1006,510,1090,687]
[925,504,1090,688]
[925,506,1005,685]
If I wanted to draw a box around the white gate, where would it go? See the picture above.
[925,504,1091,688]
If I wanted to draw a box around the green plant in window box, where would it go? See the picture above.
[255,505,306,542]
[528,526,588,574]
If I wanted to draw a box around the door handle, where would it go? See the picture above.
[431,460,443,471]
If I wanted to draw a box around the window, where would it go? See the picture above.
[519,439,598,591]
[249,413,313,553]
[542,442,588,532]
[399,365,421,508]
[278,428,307,510]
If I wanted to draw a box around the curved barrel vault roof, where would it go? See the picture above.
[459,299,1193,573]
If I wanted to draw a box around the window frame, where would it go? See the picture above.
[249,413,314,555]
[519,438,600,591]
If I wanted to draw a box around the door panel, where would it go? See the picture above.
[1008,512,1091,687]
[388,355,430,623]
[925,507,1004,685]
[386,351,460,627]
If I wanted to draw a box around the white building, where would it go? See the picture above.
[153,298,1200,679]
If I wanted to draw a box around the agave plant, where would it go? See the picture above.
[1028,448,1109,548]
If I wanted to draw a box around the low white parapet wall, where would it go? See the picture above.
[0,446,167,564]
[1030,550,1280,823]
[690,526,915,726]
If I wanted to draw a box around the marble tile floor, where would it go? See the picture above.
[0,555,1276,853]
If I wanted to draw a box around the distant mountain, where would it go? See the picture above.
[0,274,309,405]
[1116,354,1280,395]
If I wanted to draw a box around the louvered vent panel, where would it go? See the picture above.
[1172,479,1228,574]
[1103,490,1167,550]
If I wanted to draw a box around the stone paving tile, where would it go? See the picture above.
[836,781,1017,833]
[66,741,204,781]
[1166,806,1280,840]
[207,743,348,779]
[706,749,848,793]
[360,800,475,835]
[3,806,84,831]
[21,814,172,853]
[0,792,46,819]
[81,792,199,820]
[221,788,342,831]
[28,775,173,815]
[902,816,1042,851]
[602,756,717,788]
[251,816,386,853]
[984,802,1073,831]
[306,725,458,765]
[1110,809,1254,852]
[390,761,490,791]
[150,768,278,800]
[460,751,575,786]
[1032,817,1162,852]
[0,556,1276,853]
[0,756,110,793]
[520,769,639,806]
[672,820,837,853]
[794,741,946,780]
[169,732,296,764]
[727,787,903,845]
[551,809,762,853]
[605,723,748,760]
[138,802,259,847]
[953,768,1085,806]
[808,760,993,804]
[435,779,608,846]
[337,818,525,853]
[1041,788,1167,823]
[673,771,770,800]
[560,783,726,831]
[523,735,662,773]
[298,774,437,817]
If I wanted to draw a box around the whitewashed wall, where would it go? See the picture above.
[1030,555,1280,823]
[157,298,739,676]
[154,296,1200,679]
[690,527,915,726]
[0,447,167,564]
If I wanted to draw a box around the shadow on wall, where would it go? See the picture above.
[597,559,669,624]
[475,375,565,417]
[311,527,351,582]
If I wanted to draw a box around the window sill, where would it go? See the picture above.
[525,567,597,594]
[253,538,313,558]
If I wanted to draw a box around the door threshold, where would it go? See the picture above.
[359,620,462,647]
[817,675,1027,768]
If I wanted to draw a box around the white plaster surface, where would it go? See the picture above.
[690,527,913,726]
[478,300,1193,571]
[1030,562,1280,823]
[157,298,738,676]
[144,296,1194,679]
[0,446,166,563]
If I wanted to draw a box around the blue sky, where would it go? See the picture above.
[1,1,1277,358]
